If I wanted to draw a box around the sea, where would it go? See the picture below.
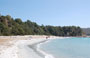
[39,37,90,58]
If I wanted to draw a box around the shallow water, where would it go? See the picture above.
[40,37,90,58]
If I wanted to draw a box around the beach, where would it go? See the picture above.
[0,35,60,58]
[0,36,89,58]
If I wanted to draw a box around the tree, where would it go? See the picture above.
[15,18,22,24]
[0,14,83,36]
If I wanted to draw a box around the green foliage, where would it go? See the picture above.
[0,14,83,36]
[15,18,22,24]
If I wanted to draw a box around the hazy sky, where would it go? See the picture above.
[0,0,90,28]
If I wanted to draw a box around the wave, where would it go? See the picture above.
[36,40,55,58]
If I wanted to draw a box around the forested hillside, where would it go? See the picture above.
[0,14,82,36]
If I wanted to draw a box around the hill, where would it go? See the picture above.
[0,14,82,36]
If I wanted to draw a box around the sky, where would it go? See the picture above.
[0,0,90,28]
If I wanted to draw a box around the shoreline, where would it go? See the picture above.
[29,37,66,58]
[34,37,72,58]
[36,39,55,58]
[0,35,67,58]
[28,39,47,58]
[17,39,47,58]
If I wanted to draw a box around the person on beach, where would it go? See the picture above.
[46,37,48,39]
[46,36,50,39]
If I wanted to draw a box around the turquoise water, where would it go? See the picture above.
[40,37,90,58]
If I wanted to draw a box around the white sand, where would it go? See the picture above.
[0,40,18,58]
[17,39,46,58]
[0,35,64,58]
[0,39,46,58]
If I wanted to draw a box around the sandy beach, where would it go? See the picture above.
[0,35,61,58]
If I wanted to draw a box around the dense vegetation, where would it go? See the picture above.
[0,14,83,36]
